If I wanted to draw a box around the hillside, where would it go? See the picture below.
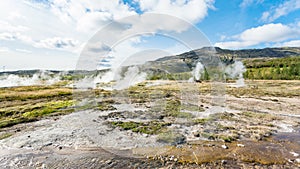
[154,47,300,63]
[144,47,300,80]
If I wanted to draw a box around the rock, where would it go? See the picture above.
[221,160,227,164]
[193,132,200,137]
[237,143,245,147]
[295,158,300,163]
[176,145,183,148]
[221,144,228,149]
[105,160,112,165]
[43,142,52,147]
[290,151,299,157]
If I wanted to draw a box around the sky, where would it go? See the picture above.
[0,0,300,71]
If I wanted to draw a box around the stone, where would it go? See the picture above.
[221,144,228,149]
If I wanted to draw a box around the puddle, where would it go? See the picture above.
[272,127,300,144]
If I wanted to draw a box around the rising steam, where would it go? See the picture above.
[113,66,147,90]
[189,61,204,82]
[0,71,62,88]
[225,61,246,87]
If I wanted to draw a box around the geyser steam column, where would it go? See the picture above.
[190,61,205,82]
[74,13,226,155]
[225,61,247,87]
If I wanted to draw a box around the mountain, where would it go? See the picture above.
[214,47,300,58]
[144,47,300,73]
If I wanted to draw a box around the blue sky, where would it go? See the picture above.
[0,0,300,70]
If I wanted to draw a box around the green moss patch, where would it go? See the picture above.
[110,121,170,135]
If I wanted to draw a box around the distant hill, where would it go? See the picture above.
[214,47,300,58]
[144,47,300,73]
[2,47,299,75]
[157,47,300,61]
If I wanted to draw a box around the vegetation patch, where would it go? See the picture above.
[0,85,76,128]
[193,118,209,125]
[0,133,13,140]
[96,99,117,111]
[110,121,170,135]
[22,100,74,118]
[243,56,300,80]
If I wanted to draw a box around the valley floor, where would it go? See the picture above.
[0,80,299,168]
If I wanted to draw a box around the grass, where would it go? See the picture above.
[0,118,36,128]
[227,80,300,97]
[240,111,281,121]
[0,84,116,128]
[193,118,209,125]
[0,85,75,128]
[22,100,75,118]
[0,100,75,128]
[0,86,72,102]
[0,133,13,140]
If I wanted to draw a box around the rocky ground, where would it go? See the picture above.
[0,80,299,168]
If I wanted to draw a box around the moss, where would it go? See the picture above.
[218,135,237,142]
[0,133,13,140]
[22,100,74,118]
[0,117,36,128]
[193,118,209,125]
[164,99,181,117]
[200,132,216,140]
[110,121,170,135]
[176,112,194,118]
[96,104,116,111]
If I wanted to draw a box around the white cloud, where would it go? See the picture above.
[0,32,33,44]
[0,47,10,52]
[50,0,137,33]
[215,41,256,49]
[0,32,16,41]
[137,0,214,23]
[240,23,298,42]
[16,49,32,53]
[76,11,112,33]
[275,40,300,47]
[0,21,29,32]
[260,12,270,22]
[240,0,264,8]
[240,0,254,8]
[0,0,215,71]
[215,23,300,48]
[34,37,79,51]
[8,11,25,20]
[261,0,300,22]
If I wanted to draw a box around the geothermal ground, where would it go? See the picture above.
[0,80,299,168]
